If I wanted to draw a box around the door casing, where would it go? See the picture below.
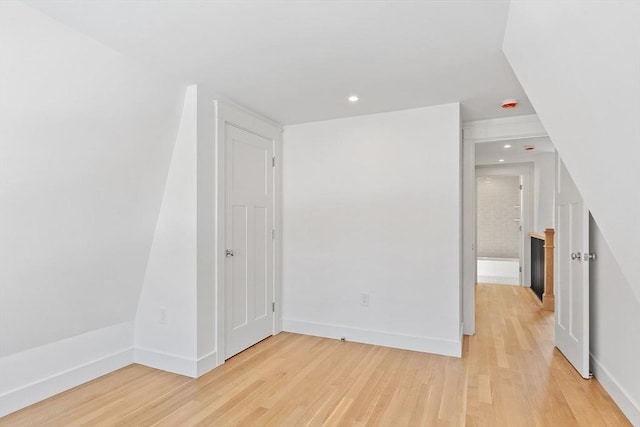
[461,115,548,335]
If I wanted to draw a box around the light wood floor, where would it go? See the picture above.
[1,285,630,426]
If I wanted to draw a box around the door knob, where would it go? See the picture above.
[571,252,582,260]
[225,249,234,257]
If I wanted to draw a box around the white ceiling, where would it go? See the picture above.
[475,136,556,166]
[27,0,535,125]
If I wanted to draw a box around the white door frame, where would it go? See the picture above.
[462,140,476,335]
[462,115,547,335]
[214,101,283,365]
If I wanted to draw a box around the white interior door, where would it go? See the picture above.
[225,124,274,359]
[555,159,590,378]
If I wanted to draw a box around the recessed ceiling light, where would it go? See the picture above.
[504,144,512,148]
[499,159,505,162]
[348,95,359,102]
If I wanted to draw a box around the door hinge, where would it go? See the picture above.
[519,266,522,273]
[272,156,276,167]
[272,302,276,312]
[520,184,523,190]
[272,229,275,240]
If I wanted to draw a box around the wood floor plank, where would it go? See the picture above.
[0,284,631,426]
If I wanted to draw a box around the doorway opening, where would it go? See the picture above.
[475,162,533,289]
[475,173,523,285]
[463,119,588,379]
[462,127,557,335]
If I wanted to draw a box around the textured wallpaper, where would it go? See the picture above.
[477,176,521,258]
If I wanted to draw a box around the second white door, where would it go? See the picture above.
[225,124,274,359]
[555,159,590,378]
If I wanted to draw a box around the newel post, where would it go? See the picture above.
[542,228,555,311]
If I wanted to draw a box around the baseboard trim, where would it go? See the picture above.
[0,322,134,417]
[134,348,196,378]
[0,349,132,418]
[477,275,520,285]
[283,318,462,358]
[590,354,640,426]
[197,351,217,377]
[0,324,221,417]
[133,348,218,378]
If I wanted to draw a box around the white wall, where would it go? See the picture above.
[282,104,462,356]
[503,1,640,299]
[0,0,186,355]
[590,217,640,425]
[533,152,556,232]
[133,89,239,377]
[0,1,185,414]
[134,86,198,376]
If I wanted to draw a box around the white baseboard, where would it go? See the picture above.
[590,354,640,426]
[197,351,217,376]
[134,348,218,378]
[0,322,221,417]
[134,348,196,377]
[477,275,520,285]
[283,318,462,358]
[463,319,475,336]
[0,322,134,417]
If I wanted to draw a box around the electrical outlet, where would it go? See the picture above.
[159,308,168,324]
[360,293,370,307]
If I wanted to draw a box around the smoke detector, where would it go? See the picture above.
[500,99,519,109]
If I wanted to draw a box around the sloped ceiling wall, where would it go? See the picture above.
[503,1,640,301]
[0,2,186,357]
[135,85,198,364]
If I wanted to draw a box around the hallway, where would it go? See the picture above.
[464,284,627,425]
[0,285,629,426]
